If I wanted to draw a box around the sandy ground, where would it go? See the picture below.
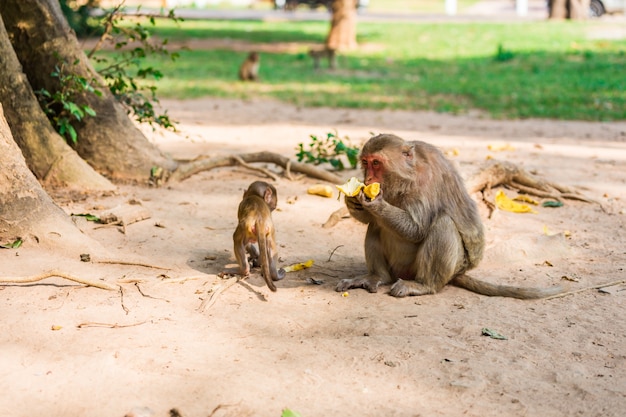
[1,97,626,417]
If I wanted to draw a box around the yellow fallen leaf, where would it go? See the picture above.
[283,259,314,272]
[495,190,537,214]
[307,184,333,198]
[487,142,515,152]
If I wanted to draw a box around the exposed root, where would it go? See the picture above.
[169,151,343,184]
[467,159,596,204]
[0,270,118,291]
[323,206,350,228]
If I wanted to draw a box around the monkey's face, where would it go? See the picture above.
[361,153,385,185]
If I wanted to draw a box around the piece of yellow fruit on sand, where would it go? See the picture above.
[307,184,333,198]
[283,259,314,272]
[336,177,364,197]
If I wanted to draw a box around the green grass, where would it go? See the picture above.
[101,18,626,121]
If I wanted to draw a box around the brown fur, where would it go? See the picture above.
[238,52,260,81]
[233,181,284,291]
[337,133,563,299]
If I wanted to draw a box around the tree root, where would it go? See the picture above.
[467,159,596,204]
[0,270,118,291]
[169,151,343,184]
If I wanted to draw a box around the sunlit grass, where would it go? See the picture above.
[97,18,626,120]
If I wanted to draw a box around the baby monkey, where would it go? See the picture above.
[233,181,285,291]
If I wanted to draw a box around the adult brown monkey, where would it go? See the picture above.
[238,51,260,81]
[336,133,563,299]
[233,181,285,291]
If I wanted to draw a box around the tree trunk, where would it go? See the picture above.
[0,103,95,252]
[1,0,177,182]
[0,15,114,192]
[548,0,589,19]
[325,0,358,51]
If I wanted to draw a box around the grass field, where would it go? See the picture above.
[97,13,626,121]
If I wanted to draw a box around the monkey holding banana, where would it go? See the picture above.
[337,133,563,299]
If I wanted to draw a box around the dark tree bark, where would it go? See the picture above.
[0,14,114,191]
[0,103,95,251]
[1,0,177,182]
[548,0,590,19]
[326,0,358,51]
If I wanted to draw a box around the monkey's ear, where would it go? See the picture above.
[263,187,273,204]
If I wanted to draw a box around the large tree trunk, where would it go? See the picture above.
[325,0,358,51]
[1,0,177,182]
[0,15,114,192]
[0,103,95,252]
[548,0,590,19]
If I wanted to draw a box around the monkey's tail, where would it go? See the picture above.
[451,274,564,299]
[256,227,277,292]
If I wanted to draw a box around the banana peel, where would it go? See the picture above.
[307,184,333,198]
[336,177,380,199]
[495,190,538,214]
[283,259,314,272]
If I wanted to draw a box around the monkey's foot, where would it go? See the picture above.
[336,276,381,293]
[389,280,435,297]
[274,268,286,281]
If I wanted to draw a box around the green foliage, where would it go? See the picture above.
[88,4,181,131]
[281,409,303,417]
[35,57,101,144]
[0,238,23,249]
[494,44,515,62]
[140,20,625,121]
[296,132,359,171]
[59,0,102,37]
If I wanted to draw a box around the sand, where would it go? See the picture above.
[1,97,625,417]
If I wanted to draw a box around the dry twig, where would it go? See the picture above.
[544,279,626,300]
[197,276,241,312]
[0,270,117,291]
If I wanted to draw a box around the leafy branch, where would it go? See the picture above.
[35,56,101,144]
[88,2,181,131]
[296,132,360,171]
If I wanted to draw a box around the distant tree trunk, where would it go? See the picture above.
[325,0,358,51]
[1,0,177,182]
[548,0,590,19]
[0,103,95,251]
[0,15,114,191]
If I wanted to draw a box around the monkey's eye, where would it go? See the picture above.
[372,160,380,167]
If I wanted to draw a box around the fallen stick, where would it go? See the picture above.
[197,276,241,312]
[544,279,626,300]
[0,270,118,291]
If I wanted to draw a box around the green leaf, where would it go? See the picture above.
[0,238,23,249]
[542,200,564,208]
[481,327,508,340]
[71,213,101,222]
[281,409,303,417]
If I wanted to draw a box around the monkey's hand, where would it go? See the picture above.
[345,194,373,224]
